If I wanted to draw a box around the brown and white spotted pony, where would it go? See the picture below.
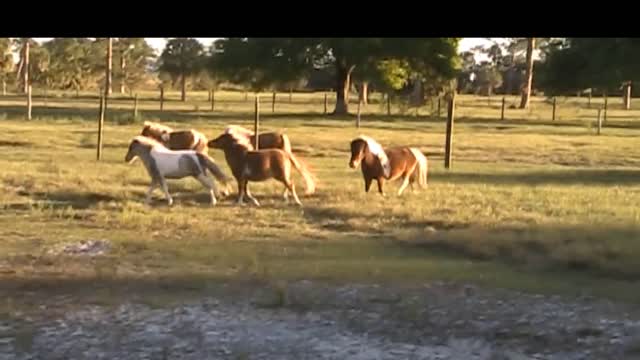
[349,135,428,196]
[141,121,209,154]
[222,125,316,194]
[125,136,231,206]
[207,132,314,207]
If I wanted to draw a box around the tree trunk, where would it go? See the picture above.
[120,55,126,94]
[333,64,354,115]
[358,82,369,105]
[23,41,30,94]
[106,38,112,96]
[181,73,186,102]
[519,37,535,109]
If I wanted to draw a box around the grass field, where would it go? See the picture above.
[1,89,640,305]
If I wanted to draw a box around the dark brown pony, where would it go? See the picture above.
[141,121,209,153]
[349,135,428,195]
[207,132,314,207]
[223,125,316,194]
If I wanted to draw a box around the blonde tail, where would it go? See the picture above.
[196,153,232,185]
[408,148,428,188]
[287,152,316,195]
[281,133,293,154]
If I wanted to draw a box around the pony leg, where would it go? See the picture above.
[196,174,217,206]
[287,182,302,206]
[236,180,245,206]
[365,177,373,192]
[145,183,157,205]
[397,175,411,196]
[245,184,261,207]
[377,178,385,196]
[283,187,290,204]
[159,179,173,206]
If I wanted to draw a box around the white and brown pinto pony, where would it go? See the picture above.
[207,131,313,207]
[141,121,209,154]
[349,135,428,196]
[222,125,316,194]
[125,136,231,206]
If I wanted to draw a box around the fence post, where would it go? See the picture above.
[26,85,32,120]
[160,86,164,112]
[387,94,391,116]
[356,99,362,128]
[588,91,592,108]
[133,93,138,118]
[552,97,557,121]
[208,89,212,102]
[254,95,260,150]
[437,97,442,119]
[604,93,608,123]
[211,89,215,111]
[501,96,505,121]
[97,94,105,161]
[324,93,328,115]
[597,108,603,135]
[444,92,456,169]
[272,91,276,113]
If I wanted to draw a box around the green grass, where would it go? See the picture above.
[1,90,640,304]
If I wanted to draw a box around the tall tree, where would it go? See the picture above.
[43,38,96,92]
[213,38,460,115]
[0,39,13,95]
[159,38,205,101]
[519,38,535,109]
[115,38,155,94]
[15,38,33,93]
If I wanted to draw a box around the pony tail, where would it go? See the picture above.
[197,153,232,185]
[281,133,293,154]
[287,152,317,195]
[408,148,428,188]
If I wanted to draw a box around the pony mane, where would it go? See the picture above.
[223,125,255,150]
[131,135,165,149]
[143,121,174,133]
[356,135,391,178]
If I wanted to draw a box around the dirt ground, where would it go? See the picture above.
[1,280,639,360]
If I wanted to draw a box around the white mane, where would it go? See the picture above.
[132,135,166,149]
[357,135,391,178]
[224,125,255,150]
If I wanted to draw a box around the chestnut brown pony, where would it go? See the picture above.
[141,121,209,153]
[207,132,313,207]
[349,135,428,195]
[222,125,316,194]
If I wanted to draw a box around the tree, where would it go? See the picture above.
[42,38,96,93]
[538,38,640,99]
[519,38,535,109]
[115,38,156,94]
[0,38,13,95]
[15,38,34,93]
[213,38,460,115]
[158,38,205,101]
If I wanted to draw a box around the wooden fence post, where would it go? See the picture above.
[597,108,603,135]
[552,97,557,121]
[437,97,442,119]
[133,93,138,118]
[26,85,32,120]
[356,99,362,128]
[272,92,276,113]
[254,95,260,150]
[324,93,328,115]
[387,94,391,116]
[160,86,164,112]
[501,96,505,121]
[211,89,215,111]
[444,92,456,169]
[604,93,608,123]
[97,94,105,161]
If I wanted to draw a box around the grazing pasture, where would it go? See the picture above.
[1,90,639,305]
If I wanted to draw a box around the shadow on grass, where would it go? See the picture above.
[434,168,640,186]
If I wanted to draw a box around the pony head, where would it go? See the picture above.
[125,135,162,163]
[349,135,390,178]
[141,121,173,142]
[209,129,254,151]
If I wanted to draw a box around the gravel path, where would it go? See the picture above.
[1,280,639,359]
